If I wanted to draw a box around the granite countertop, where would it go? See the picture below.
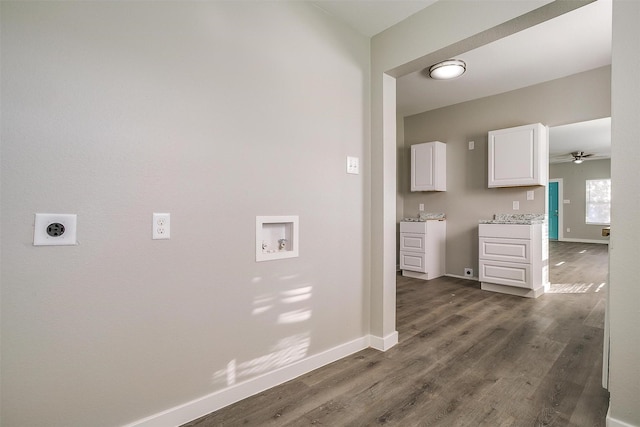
[479,213,545,225]
[402,212,445,222]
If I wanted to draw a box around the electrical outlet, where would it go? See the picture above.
[464,268,473,277]
[153,213,170,239]
[513,201,520,210]
[33,213,77,246]
[346,156,359,174]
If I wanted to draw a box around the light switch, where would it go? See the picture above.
[468,141,474,150]
[563,200,571,204]
[513,201,520,210]
[346,156,359,174]
[526,190,534,200]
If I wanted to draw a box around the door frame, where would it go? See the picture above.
[549,178,564,241]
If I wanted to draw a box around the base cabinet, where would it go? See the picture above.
[400,220,446,280]
[478,223,548,298]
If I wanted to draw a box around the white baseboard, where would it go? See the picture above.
[445,273,478,281]
[369,331,399,351]
[124,335,390,427]
[607,407,639,427]
[481,281,547,298]
[559,238,609,244]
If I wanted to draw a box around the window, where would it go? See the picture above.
[586,179,611,225]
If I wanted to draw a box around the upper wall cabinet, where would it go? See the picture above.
[411,141,446,192]
[488,123,547,188]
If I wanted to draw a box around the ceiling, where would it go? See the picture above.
[311,0,437,37]
[549,117,611,164]
[312,0,612,162]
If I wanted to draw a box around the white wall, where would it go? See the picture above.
[0,2,370,426]
[609,1,640,425]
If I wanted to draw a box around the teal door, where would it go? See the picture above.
[549,181,559,240]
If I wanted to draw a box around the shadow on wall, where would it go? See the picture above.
[212,274,313,387]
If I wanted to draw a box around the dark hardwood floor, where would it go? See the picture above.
[184,241,609,426]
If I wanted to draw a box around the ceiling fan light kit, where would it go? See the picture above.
[571,151,594,164]
[428,59,466,80]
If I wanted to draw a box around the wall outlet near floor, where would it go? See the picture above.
[464,268,473,277]
[566,227,571,233]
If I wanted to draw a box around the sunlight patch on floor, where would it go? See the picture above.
[548,282,607,294]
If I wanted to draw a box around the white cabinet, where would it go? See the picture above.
[411,141,446,191]
[400,220,446,280]
[478,223,548,298]
[488,123,547,188]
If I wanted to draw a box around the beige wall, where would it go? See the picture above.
[609,1,640,425]
[550,158,611,242]
[402,66,611,277]
[0,2,370,426]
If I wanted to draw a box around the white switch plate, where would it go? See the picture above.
[563,199,571,204]
[153,213,170,239]
[468,141,474,150]
[526,190,534,200]
[33,213,77,246]
[513,201,520,210]
[419,204,424,211]
[567,227,571,233]
[346,156,359,174]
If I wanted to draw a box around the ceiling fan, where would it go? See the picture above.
[570,151,594,164]
[550,151,604,164]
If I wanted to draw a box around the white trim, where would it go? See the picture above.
[481,281,548,299]
[369,331,399,351]
[559,238,609,244]
[607,407,638,427]
[446,273,479,281]
[124,336,370,427]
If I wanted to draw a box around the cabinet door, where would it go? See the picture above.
[488,123,546,188]
[411,141,446,191]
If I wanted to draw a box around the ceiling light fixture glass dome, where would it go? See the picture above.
[428,59,466,80]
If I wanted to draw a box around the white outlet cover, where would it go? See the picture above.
[153,213,170,240]
[346,156,359,174]
[34,213,77,246]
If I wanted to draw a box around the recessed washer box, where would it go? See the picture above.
[34,213,77,246]
[256,216,299,262]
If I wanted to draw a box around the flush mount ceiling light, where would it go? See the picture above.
[428,59,466,80]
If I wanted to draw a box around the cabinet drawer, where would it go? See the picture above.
[479,237,530,263]
[400,233,426,252]
[400,221,427,234]
[479,260,531,289]
[400,251,426,273]
[478,224,532,239]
